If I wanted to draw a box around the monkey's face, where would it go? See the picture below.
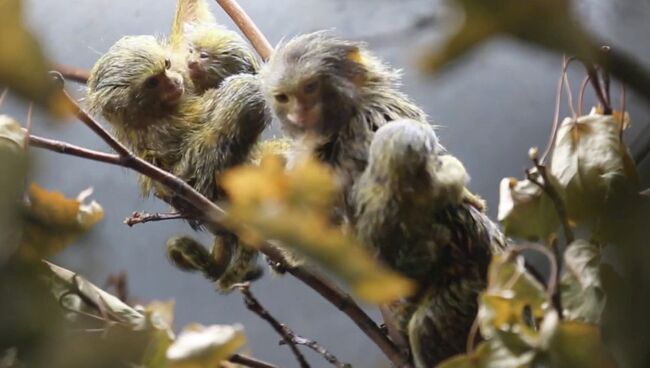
[87,36,186,125]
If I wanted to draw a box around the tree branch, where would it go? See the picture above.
[235,283,311,368]
[124,211,189,227]
[214,0,273,60]
[53,63,90,84]
[229,354,279,368]
[29,100,410,368]
[279,329,351,368]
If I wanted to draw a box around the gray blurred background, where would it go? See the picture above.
[4,0,650,366]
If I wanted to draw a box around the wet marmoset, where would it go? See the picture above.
[86,34,271,290]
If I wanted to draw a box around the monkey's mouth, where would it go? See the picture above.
[188,61,205,81]
[162,83,184,105]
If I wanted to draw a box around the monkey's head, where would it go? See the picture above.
[87,35,186,128]
[260,31,370,139]
[185,25,259,93]
[368,119,440,181]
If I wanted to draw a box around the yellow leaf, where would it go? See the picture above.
[0,0,67,115]
[20,185,104,260]
[221,155,415,304]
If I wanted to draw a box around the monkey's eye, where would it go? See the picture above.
[199,51,209,59]
[144,76,160,89]
[303,80,319,94]
[274,94,289,103]
[164,58,171,69]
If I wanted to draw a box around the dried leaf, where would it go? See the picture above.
[167,324,246,368]
[546,321,616,368]
[550,109,636,223]
[0,0,67,114]
[221,155,415,304]
[497,169,562,241]
[438,340,533,368]
[140,300,176,367]
[20,185,104,260]
[479,252,553,353]
[560,240,605,323]
[44,261,145,328]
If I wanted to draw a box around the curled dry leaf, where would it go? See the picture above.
[167,324,246,368]
[560,240,605,323]
[479,252,551,353]
[20,184,105,260]
[221,155,415,304]
[550,109,637,223]
[497,168,562,241]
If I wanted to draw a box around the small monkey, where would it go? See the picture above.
[86,35,271,291]
[171,0,259,94]
[353,120,506,367]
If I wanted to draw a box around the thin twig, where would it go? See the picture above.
[509,244,559,306]
[279,329,351,368]
[578,75,590,117]
[584,63,612,114]
[229,354,279,368]
[214,0,273,60]
[235,283,311,368]
[526,157,575,245]
[53,63,90,84]
[600,46,612,107]
[24,102,34,149]
[29,132,411,368]
[548,238,563,319]
[124,211,188,227]
[0,88,8,107]
[541,58,573,163]
[31,75,411,368]
[562,56,577,119]
[465,315,480,354]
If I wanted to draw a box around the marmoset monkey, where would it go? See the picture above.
[260,31,484,221]
[86,35,271,290]
[171,0,259,94]
[353,120,505,367]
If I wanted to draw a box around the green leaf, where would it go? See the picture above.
[560,240,605,323]
[166,324,246,368]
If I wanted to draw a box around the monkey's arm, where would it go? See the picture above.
[176,73,271,200]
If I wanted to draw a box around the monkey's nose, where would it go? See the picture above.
[188,60,200,71]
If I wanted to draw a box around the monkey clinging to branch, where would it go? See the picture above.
[86,34,271,291]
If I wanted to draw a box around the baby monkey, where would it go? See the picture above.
[171,0,259,94]
[86,35,271,291]
[353,119,505,367]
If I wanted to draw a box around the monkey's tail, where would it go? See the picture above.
[170,0,216,49]
[166,234,262,292]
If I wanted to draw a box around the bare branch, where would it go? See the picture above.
[214,0,273,60]
[124,211,189,227]
[235,283,311,368]
[30,82,411,367]
[53,63,90,84]
[229,354,279,368]
[279,329,351,368]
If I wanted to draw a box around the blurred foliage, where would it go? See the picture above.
[421,0,650,104]
[20,185,104,261]
[0,0,67,115]
[221,154,416,304]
